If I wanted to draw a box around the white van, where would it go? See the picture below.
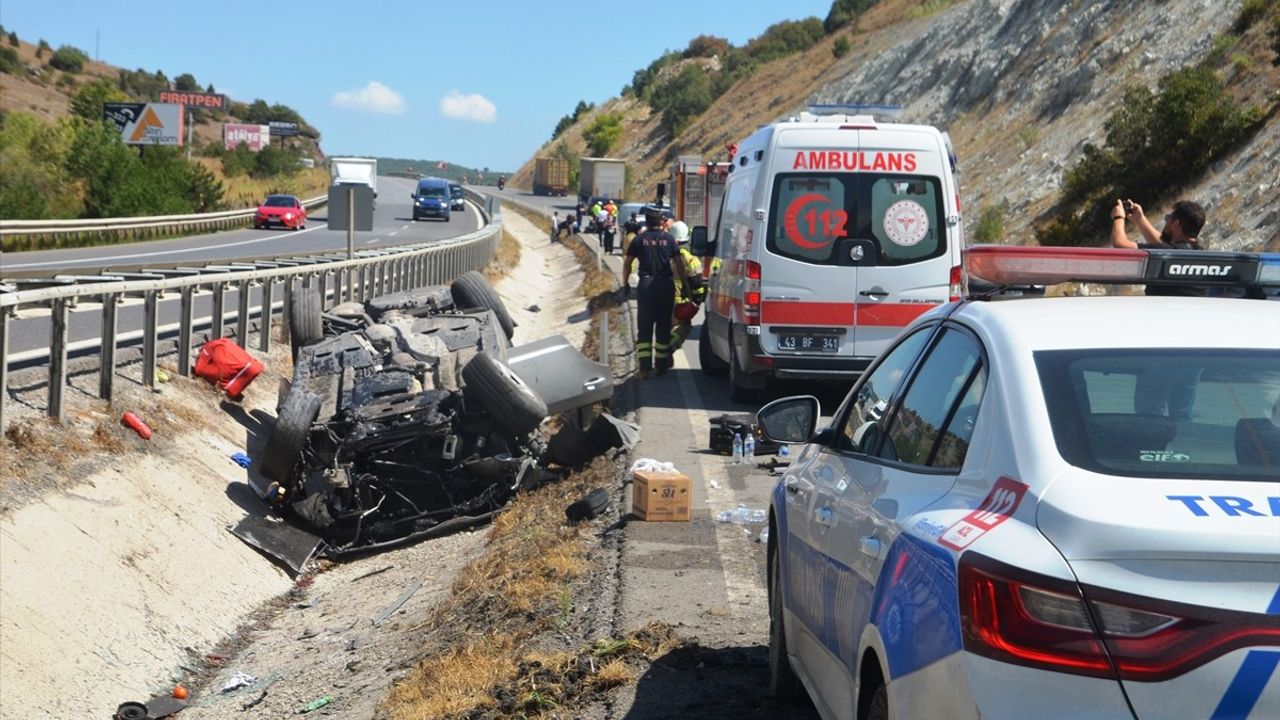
[692,108,964,402]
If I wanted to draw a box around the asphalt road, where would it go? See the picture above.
[2,176,483,358]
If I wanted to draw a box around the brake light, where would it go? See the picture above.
[960,554,1280,682]
[949,264,963,302]
[744,260,762,325]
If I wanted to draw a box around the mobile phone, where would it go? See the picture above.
[1123,200,1135,214]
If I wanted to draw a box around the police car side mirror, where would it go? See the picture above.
[757,395,821,444]
[690,225,711,257]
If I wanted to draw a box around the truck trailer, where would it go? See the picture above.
[578,158,625,202]
[330,157,379,206]
[533,157,570,196]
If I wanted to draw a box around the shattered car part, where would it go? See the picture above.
[243,273,618,559]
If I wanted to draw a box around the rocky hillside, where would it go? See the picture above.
[516,0,1279,250]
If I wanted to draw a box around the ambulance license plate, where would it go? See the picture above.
[777,333,839,353]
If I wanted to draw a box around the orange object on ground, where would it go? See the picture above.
[121,412,153,440]
[194,338,265,400]
[173,685,189,700]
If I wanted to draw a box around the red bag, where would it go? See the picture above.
[195,338,264,400]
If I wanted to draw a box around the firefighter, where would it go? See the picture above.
[623,206,689,378]
[668,220,705,351]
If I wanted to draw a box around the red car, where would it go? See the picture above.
[254,194,307,230]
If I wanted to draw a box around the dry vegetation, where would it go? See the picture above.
[484,226,523,284]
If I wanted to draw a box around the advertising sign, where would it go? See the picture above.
[102,102,184,146]
[268,121,300,137]
[223,123,271,152]
[157,90,227,110]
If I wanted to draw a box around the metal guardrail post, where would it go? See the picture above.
[142,290,158,387]
[260,278,274,353]
[48,299,69,424]
[283,276,295,338]
[236,279,251,347]
[177,286,194,377]
[100,293,119,398]
[0,309,10,433]
[317,271,329,309]
[210,282,225,339]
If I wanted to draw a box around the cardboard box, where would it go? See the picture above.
[631,470,692,522]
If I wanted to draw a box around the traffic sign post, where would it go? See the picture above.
[327,185,375,300]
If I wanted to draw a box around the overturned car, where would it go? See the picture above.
[239,271,627,567]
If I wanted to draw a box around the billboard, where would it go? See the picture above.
[102,102,184,146]
[268,121,300,137]
[223,123,271,152]
[157,90,227,110]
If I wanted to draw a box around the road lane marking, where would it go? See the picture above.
[3,225,326,270]
[389,231,398,236]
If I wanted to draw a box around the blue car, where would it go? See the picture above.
[412,177,451,221]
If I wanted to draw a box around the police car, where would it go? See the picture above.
[756,246,1280,720]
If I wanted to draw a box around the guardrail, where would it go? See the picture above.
[0,194,329,249]
[0,190,502,434]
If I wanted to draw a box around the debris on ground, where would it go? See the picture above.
[372,578,425,625]
[229,452,251,468]
[195,338,265,400]
[299,695,333,713]
[221,672,258,693]
[121,411,153,439]
[708,413,779,456]
[231,271,623,565]
[565,487,611,524]
[628,458,675,474]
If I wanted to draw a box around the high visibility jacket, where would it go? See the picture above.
[674,248,706,302]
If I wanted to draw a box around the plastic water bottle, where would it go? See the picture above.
[758,527,770,545]
[778,443,790,458]
[715,505,768,524]
[731,433,743,465]
[744,433,756,464]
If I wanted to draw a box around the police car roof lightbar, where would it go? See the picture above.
[965,245,1280,288]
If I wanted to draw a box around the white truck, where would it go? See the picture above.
[330,157,379,206]
[578,157,625,202]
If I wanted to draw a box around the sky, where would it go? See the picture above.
[1,0,834,171]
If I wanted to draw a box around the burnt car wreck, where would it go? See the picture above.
[233,271,631,570]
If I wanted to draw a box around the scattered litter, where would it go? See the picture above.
[221,672,258,693]
[759,527,770,545]
[630,458,676,474]
[372,578,424,625]
[298,628,321,640]
[715,506,767,524]
[349,565,394,583]
[121,411,153,440]
[195,337,264,400]
[172,685,188,700]
[299,695,334,714]
[229,452,251,468]
[708,413,779,456]
[709,480,720,490]
[156,368,171,383]
[115,702,148,720]
[242,689,268,710]
[525,303,541,312]
[598,516,629,536]
[566,488,610,523]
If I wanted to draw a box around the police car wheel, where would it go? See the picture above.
[769,543,805,702]
[289,284,325,362]
[261,388,321,484]
[866,683,888,720]
[699,325,728,377]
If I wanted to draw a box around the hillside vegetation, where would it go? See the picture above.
[0,29,327,221]
[515,0,1280,250]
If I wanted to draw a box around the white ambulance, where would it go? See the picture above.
[692,107,964,402]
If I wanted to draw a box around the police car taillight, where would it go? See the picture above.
[960,553,1280,682]
[966,245,1280,290]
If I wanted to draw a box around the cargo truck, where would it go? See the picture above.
[533,157,571,196]
[330,157,378,207]
[578,158,625,202]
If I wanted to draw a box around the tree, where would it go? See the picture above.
[650,65,715,135]
[48,45,89,73]
[174,73,199,91]
[583,113,623,156]
[70,78,128,120]
[824,0,879,34]
[685,35,730,58]
[35,39,49,59]
[7,32,18,47]
[833,36,852,58]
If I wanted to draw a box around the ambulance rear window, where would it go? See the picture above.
[766,173,946,266]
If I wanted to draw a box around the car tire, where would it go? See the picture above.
[260,388,321,484]
[565,487,610,523]
[451,270,515,340]
[289,284,324,361]
[699,323,728,377]
[866,683,889,720]
[461,351,547,437]
[729,338,759,405]
[769,541,806,702]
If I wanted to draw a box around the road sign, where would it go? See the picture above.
[269,121,300,137]
[327,185,374,232]
[102,102,184,146]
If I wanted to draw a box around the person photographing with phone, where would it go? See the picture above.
[1110,197,1204,251]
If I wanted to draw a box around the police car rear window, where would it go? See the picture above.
[1036,349,1280,481]
[766,173,945,266]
